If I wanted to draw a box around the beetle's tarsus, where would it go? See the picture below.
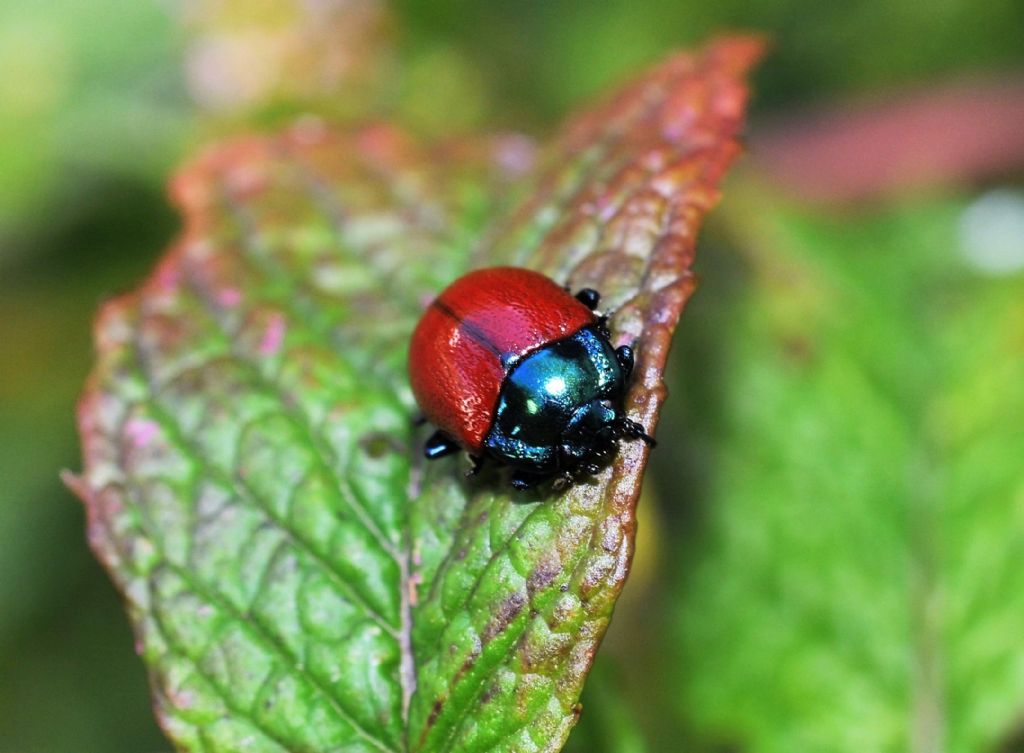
[612,417,656,447]
[626,419,656,447]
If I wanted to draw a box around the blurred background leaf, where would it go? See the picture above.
[649,193,1024,753]
[2,0,1024,751]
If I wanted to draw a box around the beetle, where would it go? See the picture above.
[408,266,654,489]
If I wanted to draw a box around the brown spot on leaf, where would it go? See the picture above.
[417,696,447,748]
[781,335,815,365]
[359,432,403,458]
[481,592,528,643]
[451,644,481,685]
[526,559,560,596]
[426,698,444,728]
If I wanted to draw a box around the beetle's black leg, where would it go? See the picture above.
[511,470,546,490]
[465,454,487,477]
[424,430,460,460]
[412,414,427,426]
[575,288,600,310]
[620,418,656,447]
[615,345,635,379]
[552,469,576,491]
[595,315,611,340]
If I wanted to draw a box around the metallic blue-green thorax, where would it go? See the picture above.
[483,325,625,474]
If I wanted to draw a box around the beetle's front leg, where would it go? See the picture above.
[424,430,460,460]
[615,345,634,379]
[575,288,600,310]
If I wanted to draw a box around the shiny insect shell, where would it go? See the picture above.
[407,267,654,489]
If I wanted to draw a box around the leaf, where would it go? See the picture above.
[67,37,761,753]
[663,194,1024,753]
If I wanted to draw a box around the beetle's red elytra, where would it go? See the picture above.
[408,266,653,489]
[409,267,595,451]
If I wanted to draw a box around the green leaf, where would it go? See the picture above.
[67,38,761,753]
[664,193,1024,753]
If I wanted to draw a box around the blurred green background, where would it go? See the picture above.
[2,1,1023,751]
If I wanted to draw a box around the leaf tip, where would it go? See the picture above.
[60,468,89,504]
[706,32,770,71]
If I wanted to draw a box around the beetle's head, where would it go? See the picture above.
[559,398,655,475]
[558,399,619,468]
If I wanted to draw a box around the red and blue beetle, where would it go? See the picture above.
[408,267,654,489]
